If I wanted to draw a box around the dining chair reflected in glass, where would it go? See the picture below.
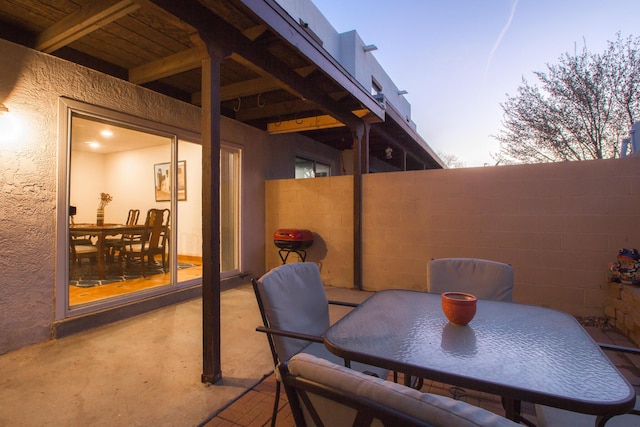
[69,234,98,277]
[120,208,169,277]
[105,208,140,264]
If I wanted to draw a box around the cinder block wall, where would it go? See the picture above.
[265,176,354,287]
[606,282,640,345]
[265,157,640,316]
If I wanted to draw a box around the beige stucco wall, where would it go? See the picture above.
[265,157,640,316]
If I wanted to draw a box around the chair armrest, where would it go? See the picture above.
[256,326,324,343]
[328,300,358,308]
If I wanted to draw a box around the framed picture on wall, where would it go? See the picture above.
[154,161,187,202]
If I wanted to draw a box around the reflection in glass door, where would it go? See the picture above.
[68,114,174,307]
[60,101,241,316]
[220,146,240,277]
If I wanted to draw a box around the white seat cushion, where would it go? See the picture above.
[74,245,98,255]
[300,341,389,381]
[289,353,519,427]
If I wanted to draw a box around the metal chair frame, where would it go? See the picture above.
[251,276,359,427]
[279,360,433,427]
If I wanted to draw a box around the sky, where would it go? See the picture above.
[312,0,640,167]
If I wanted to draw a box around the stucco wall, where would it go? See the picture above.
[0,37,296,354]
[265,157,640,316]
[0,38,201,353]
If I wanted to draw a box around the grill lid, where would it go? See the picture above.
[273,229,313,242]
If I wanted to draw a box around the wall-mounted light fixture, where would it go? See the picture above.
[397,90,408,95]
[0,103,23,144]
[363,44,378,52]
[385,146,393,159]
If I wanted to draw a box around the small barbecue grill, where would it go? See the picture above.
[273,229,313,264]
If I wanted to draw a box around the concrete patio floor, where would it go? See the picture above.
[0,284,274,426]
[0,284,638,426]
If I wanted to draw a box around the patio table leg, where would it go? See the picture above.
[502,397,536,427]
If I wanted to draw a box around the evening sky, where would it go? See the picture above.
[313,0,640,167]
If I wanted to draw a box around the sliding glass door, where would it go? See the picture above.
[220,145,241,277]
[58,99,201,317]
[58,99,242,318]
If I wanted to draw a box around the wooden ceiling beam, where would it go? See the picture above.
[129,47,201,84]
[220,76,280,101]
[234,89,353,121]
[150,0,362,129]
[35,0,140,53]
[241,0,384,120]
[193,64,317,104]
[242,24,268,41]
[266,109,370,134]
[235,98,312,121]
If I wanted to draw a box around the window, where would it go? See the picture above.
[295,157,331,178]
[57,98,202,318]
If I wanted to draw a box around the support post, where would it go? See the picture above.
[199,41,223,384]
[351,122,370,290]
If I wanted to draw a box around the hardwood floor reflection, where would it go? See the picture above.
[69,258,202,306]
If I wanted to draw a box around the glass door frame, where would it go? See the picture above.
[55,97,200,320]
[220,142,242,278]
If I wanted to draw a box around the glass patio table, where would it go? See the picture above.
[324,289,635,424]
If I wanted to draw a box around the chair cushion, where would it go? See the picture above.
[256,263,330,361]
[300,341,389,381]
[289,353,519,427]
[74,245,98,255]
[427,258,513,302]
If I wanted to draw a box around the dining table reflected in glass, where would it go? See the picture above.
[70,223,146,279]
[324,289,635,424]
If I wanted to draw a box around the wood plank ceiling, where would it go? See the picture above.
[0,0,441,169]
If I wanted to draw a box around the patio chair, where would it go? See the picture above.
[281,353,520,427]
[535,343,640,427]
[427,258,514,302]
[426,257,514,401]
[252,262,389,427]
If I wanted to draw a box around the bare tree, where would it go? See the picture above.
[437,151,466,168]
[493,34,640,164]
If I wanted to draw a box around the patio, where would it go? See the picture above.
[1,282,638,426]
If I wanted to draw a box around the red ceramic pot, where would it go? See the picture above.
[441,292,477,326]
